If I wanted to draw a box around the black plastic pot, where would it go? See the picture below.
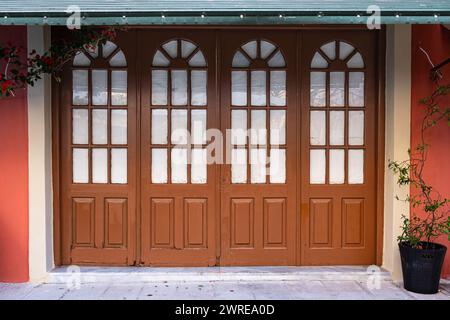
[399,241,447,294]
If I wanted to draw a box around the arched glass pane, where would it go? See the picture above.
[320,41,336,60]
[267,50,285,67]
[242,41,258,59]
[73,52,91,67]
[232,51,250,67]
[347,52,364,68]
[163,40,178,59]
[152,50,170,67]
[311,52,328,68]
[109,50,127,67]
[339,42,355,60]
[189,51,206,67]
[102,41,117,58]
[260,40,276,59]
[181,40,197,58]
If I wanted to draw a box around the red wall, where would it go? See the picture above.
[411,25,450,279]
[0,26,29,282]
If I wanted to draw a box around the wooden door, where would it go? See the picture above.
[219,31,298,265]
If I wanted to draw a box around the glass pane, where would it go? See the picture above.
[102,41,117,58]
[92,109,108,144]
[311,52,328,68]
[329,149,344,184]
[171,109,188,145]
[250,148,267,183]
[339,42,355,60]
[171,70,188,105]
[72,70,88,105]
[191,148,207,184]
[310,111,326,146]
[251,71,266,106]
[162,40,178,58]
[231,110,247,145]
[347,52,364,68]
[171,148,187,183]
[72,109,88,144]
[270,71,286,106]
[231,148,247,184]
[348,149,364,184]
[260,40,276,59]
[191,109,207,145]
[151,109,168,144]
[191,70,207,106]
[267,50,285,67]
[181,40,196,58]
[73,52,91,67]
[111,109,127,144]
[231,71,247,106]
[151,70,168,105]
[349,72,365,107]
[349,111,364,145]
[310,149,326,184]
[320,41,336,60]
[250,110,266,146]
[329,111,345,146]
[232,51,250,67]
[330,72,345,107]
[242,41,257,59]
[151,148,167,183]
[152,50,170,67]
[270,149,286,183]
[92,148,108,183]
[92,70,108,105]
[310,72,326,107]
[189,51,206,67]
[111,148,127,184]
[109,50,127,67]
[111,70,127,105]
[270,110,286,145]
[73,148,89,183]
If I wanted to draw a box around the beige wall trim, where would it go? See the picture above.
[382,25,411,281]
[28,26,54,281]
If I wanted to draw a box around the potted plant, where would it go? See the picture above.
[389,83,450,294]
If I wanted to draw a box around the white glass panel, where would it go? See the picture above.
[102,41,117,58]
[348,149,364,184]
[171,109,188,145]
[270,110,286,145]
[231,110,247,145]
[311,52,328,68]
[320,41,336,60]
[92,109,108,144]
[191,70,207,106]
[251,71,266,106]
[109,50,127,67]
[151,148,167,183]
[330,72,345,107]
[339,42,355,60]
[111,148,127,184]
[189,51,206,67]
[191,109,207,145]
[72,70,88,105]
[72,109,88,144]
[162,40,178,58]
[152,50,170,67]
[151,70,168,105]
[250,110,266,146]
[310,72,326,107]
[329,149,344,184]
[232,51,250,67]
[111,109,127,144]
[347,52,364,68]
[310,149,326,184]
[84,45,98,58]
[111,70,127,105]
[191,148,207,184]
[92,69,108,105]
[73,148,89,183]
[270,70,286,106]
[270,149,286,183]
[310,111,326,146]
[242,41,257,59]
[171,70,188,105]
[92,148,108,183]
[231,71,247,106]
[181,40,197,58]
[73,52,91,66]
[267,50,285,67]
[349,72,365,107]
[349,111,364,145]
[231,148,247,183]
[250,148,267,183]
[151,109,168,144]
[260,40,276,59]
[171,148,187,183]
[329,111,345,146]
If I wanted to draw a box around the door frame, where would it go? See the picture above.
[52,25,386,266]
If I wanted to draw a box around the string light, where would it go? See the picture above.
[240,14,244,19]
[317,12,323,18]
[162,14,166,19]
[201,14,205,19]
[395,13,400,18]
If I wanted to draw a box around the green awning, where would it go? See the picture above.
[0,0,449,25]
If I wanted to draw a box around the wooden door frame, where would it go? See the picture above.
[52,26,385,266]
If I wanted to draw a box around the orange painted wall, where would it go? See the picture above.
[411,25,450,279]
[0,26,29,282]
